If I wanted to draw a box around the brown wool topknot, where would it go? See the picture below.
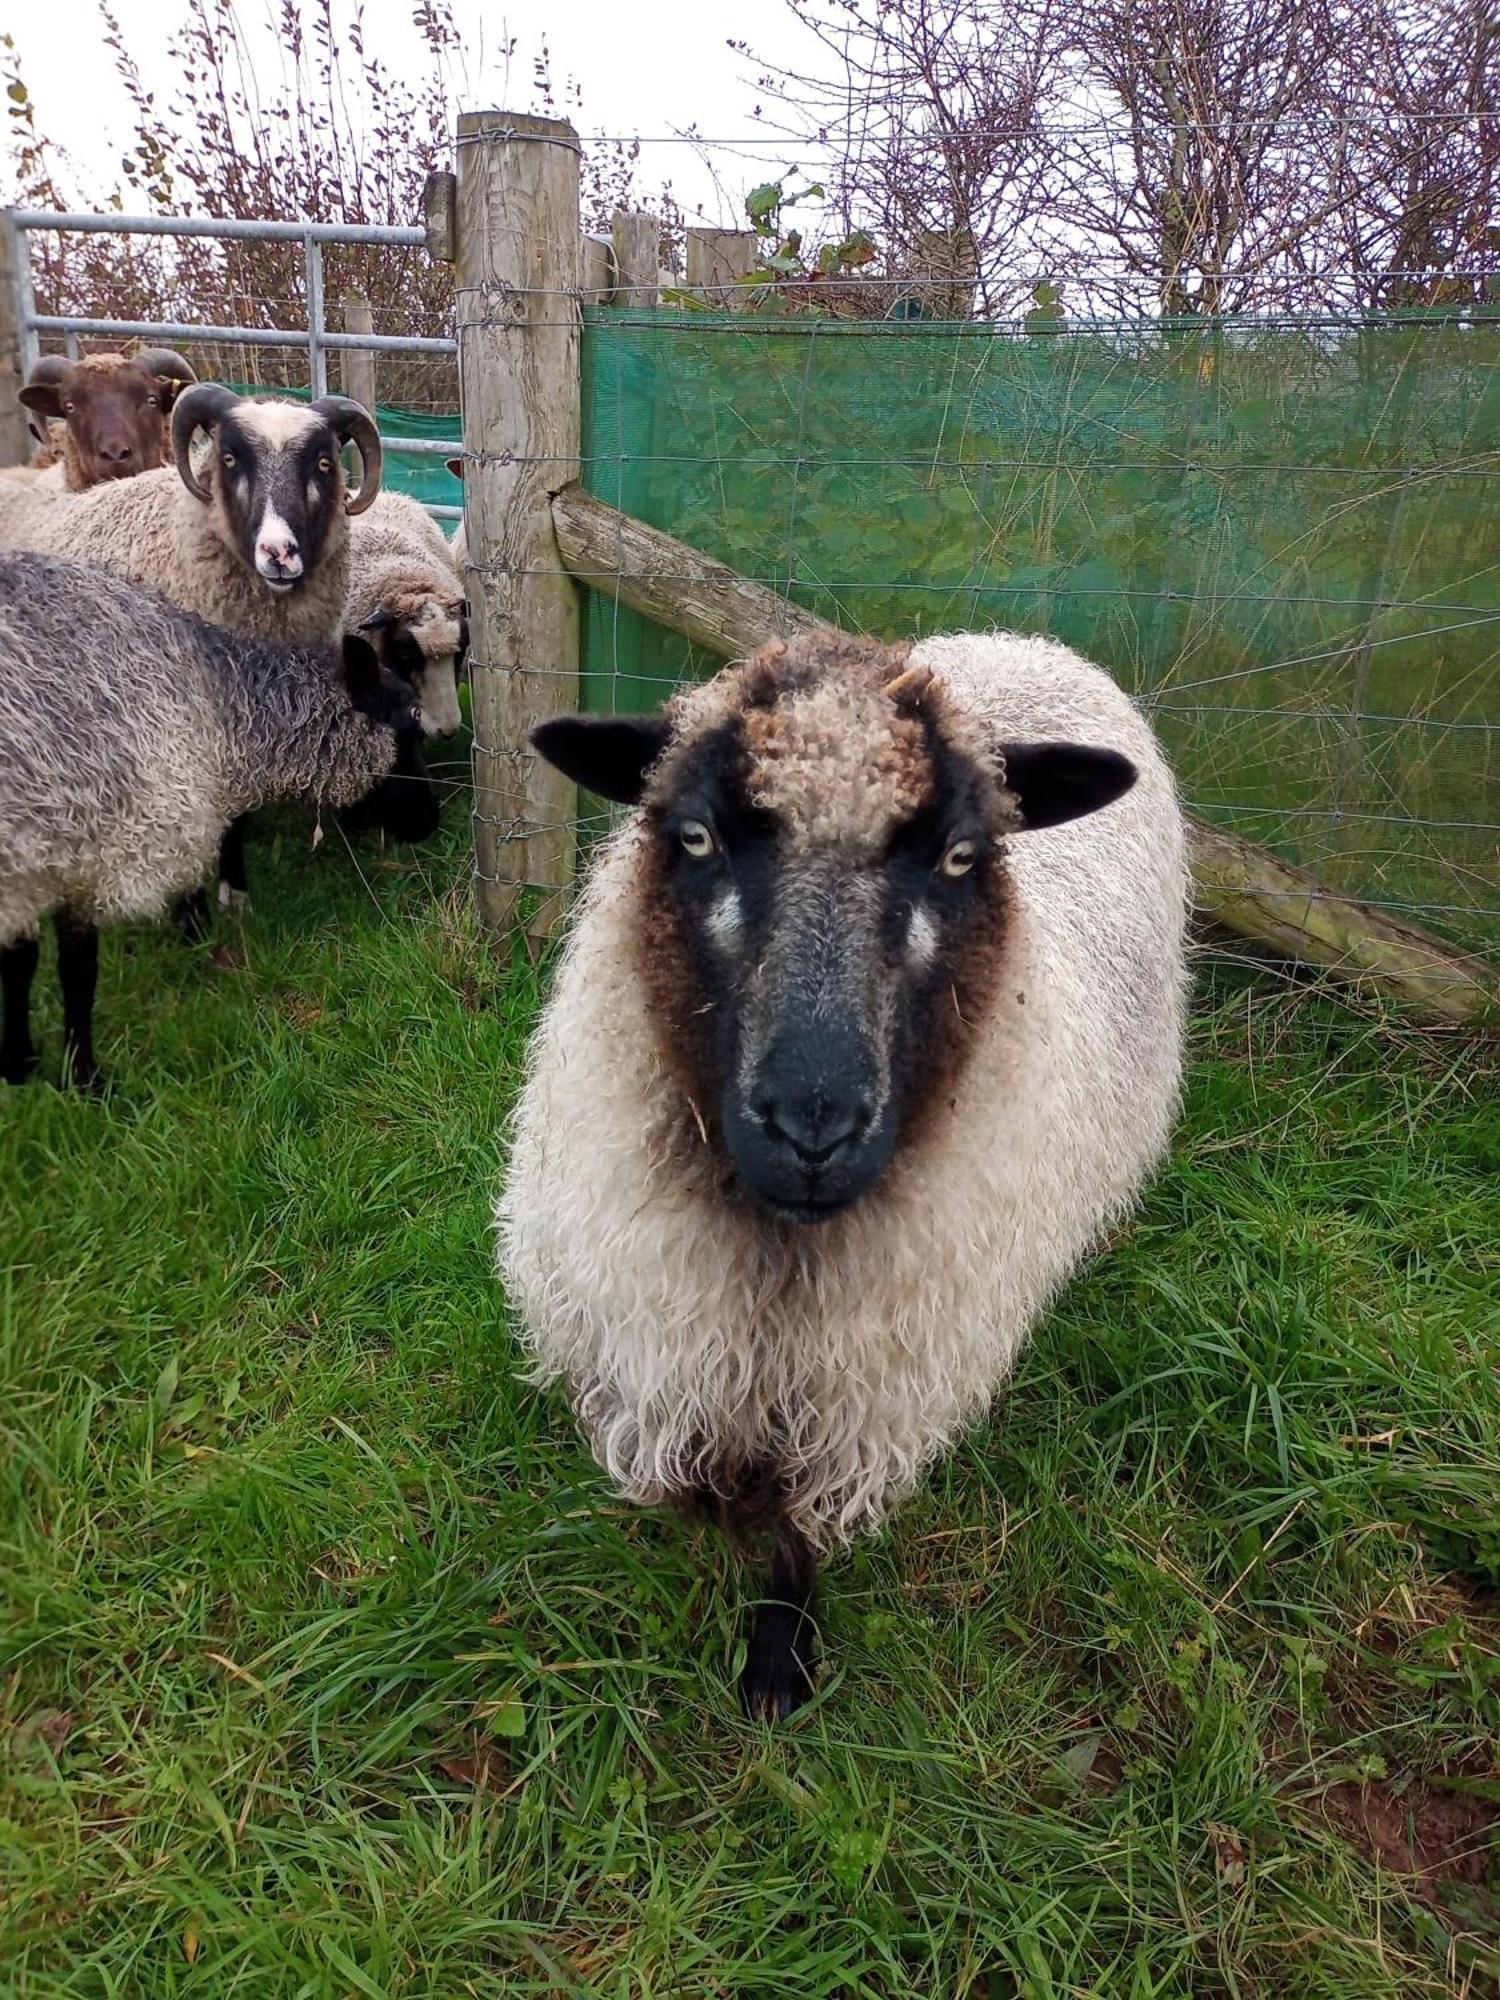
[654,631,1016,851]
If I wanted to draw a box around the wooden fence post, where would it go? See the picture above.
[611,210,659,309]
[0,215,34,468]
[686,227,758,307]
[579,233,616,306]
[341,291,376,411]
[456,110,583,940]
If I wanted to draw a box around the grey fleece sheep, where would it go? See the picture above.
[346,490,468,738]
[499,628,1188,1718]
[0,552,439,1090]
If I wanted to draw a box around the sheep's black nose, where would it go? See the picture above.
[100,441,135,464]
[756,1089,872,1167]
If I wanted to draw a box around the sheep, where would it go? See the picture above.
[14,348,198,491]
[6,384,383,651]
[346,489,468,739]
[0,384,386,920]
[0,552,440,1092]
[497,628,1188,1719]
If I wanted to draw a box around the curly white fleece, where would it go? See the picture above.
[497,631,1189,1550]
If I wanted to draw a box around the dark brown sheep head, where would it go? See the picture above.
[19,349,197,488]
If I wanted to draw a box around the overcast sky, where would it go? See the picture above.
[6,0,832,227]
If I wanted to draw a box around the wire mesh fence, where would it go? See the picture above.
[572,305,1500,962]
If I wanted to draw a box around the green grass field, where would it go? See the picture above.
[2,791,1497,1998]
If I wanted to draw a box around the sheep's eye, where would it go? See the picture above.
[318,456,334,474]
[63,401,75,415]
[222,451,236,468]
[679,819,716,859]
[146,394,159,408]
[940,839,977,879]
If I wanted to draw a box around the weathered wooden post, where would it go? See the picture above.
[454,111,583,939]
[611,210,660,309]
[0,215,35,468]
[686,227,758,307]
[341,291,376,411]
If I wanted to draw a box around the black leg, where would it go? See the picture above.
[741,1523,819,1722]
[218,816,249,909]
[1,935,41,1084]
[55,910,102,1093]
[173,887,212,945]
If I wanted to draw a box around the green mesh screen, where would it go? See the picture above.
[579,311,1500,953]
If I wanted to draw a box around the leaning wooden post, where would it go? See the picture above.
[0,214,35,468]
[455,111,583,940]
[341,291,376,411]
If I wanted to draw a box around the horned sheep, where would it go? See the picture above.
[12,347,198,491]
[0,383,387,917]
[0,553,439,1091]
[498,628,1188,1719]
[346,489,468,739]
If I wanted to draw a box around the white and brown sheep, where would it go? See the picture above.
[498,629,1188,1719]
[0,552,439,1091]
[346,489,468,739]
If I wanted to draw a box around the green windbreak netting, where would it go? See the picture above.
[228,387,461,522]
[579,311,1500,953]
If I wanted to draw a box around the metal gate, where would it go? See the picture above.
[3,209,461,520]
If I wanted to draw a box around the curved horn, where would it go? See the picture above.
[18,354,72,419]
[170,383,240,504]
[310,396,383,515]
[884,663,934,708]
[135,346,198,392]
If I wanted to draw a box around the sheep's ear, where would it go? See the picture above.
[19,367,68,421]
[341,633,384,706]
[530,714,672,805]
[997,742,1137,830]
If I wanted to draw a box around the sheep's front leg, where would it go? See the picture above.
[1,935,41,1083]
[218,817,250,910]
[55,910,102,1093]
[173,888,212,945]
[741,1523,818,1722]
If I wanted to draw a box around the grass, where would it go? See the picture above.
[2,792,1498,1999]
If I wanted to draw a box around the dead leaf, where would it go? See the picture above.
[438,1743,508,1791]
[205,1652,268,1696]
[1206,1820,1247,1886]
[209,944,245,972]
[279,993,324,1030]
[183,1925,200,1964]
[11,1707,72,1766]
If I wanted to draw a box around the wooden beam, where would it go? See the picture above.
[550,482,1499,1026]
[457,112,583,939]
[341,292,376,412]
[553,480,826,657]
[1186,821,1497,1025]
[611,210,659,310]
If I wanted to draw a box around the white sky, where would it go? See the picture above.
[5,0,834,228]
